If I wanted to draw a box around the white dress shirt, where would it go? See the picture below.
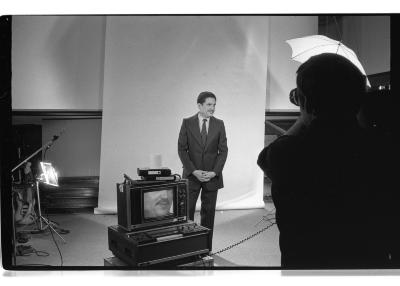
[198,113,210,134]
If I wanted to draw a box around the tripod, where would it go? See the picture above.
[35,180,66,243]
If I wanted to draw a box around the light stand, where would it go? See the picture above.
[11,132,66,247]
[35,162,66,243]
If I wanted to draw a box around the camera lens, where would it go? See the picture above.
[289,88,299,106]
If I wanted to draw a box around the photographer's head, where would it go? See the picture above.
[295,53,366,121]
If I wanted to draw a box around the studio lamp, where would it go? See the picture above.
[36,161,66,243]
[39,162,59,187]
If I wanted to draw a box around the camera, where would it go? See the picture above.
[289,88,300,106]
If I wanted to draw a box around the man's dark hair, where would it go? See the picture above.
[197,91,216,104]
[296,53,366,118]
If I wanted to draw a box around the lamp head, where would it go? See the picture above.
[39,162,59,187]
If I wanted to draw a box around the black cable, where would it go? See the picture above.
[46,212,64,266]
[48,226,63,266]
[261,215,276,222]
[19,249,50,257]
[258,218,276,226]
[16,244,50,257]
[254,213,276,228]
[210,222,277,256]
[34,250,50,257]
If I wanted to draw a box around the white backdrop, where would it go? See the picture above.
[12,16,105,110]
[96,16,269,213]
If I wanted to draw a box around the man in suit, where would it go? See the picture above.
[178,91,228,250]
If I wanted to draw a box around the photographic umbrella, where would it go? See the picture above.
[286,35,370,87]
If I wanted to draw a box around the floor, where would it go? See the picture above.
[13,202,280,268]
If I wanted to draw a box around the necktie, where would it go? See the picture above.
[201,119,207,146]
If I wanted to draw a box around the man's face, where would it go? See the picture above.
[198,97,216,118]
[143,189,173,219]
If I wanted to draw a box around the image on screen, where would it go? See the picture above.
[143,189,174,219]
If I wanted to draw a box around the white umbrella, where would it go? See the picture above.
[286,35,370,87]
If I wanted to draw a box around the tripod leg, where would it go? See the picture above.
[36,181,43,230]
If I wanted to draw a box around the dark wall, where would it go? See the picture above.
[0,15,13,269]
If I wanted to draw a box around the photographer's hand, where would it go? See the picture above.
[285,91,315,136]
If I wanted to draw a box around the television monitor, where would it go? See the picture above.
[117,180,188,231]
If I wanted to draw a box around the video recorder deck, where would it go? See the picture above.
[108,221,211,267]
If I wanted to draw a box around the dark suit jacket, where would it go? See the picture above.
[178,114,228,190]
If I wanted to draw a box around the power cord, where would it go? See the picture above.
[16,245,49,257]
[210,214,276,257]
[255,214,276,227]
[46,211,64,266]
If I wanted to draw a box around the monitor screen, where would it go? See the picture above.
[143,188,174,220]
